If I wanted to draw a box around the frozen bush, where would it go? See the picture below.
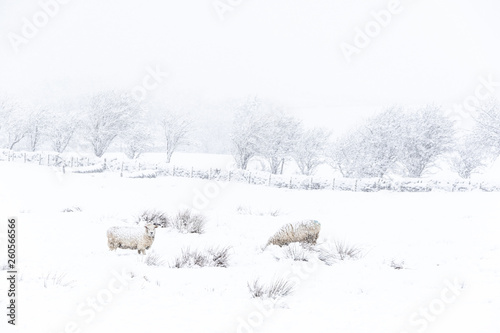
[144,251,166,266]
[137,209,170,228]
[172,209,206,234]
[282,243,310,261]
[247,278,294,299]
[171,247,231,268]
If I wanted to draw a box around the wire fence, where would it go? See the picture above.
[2,149,499,192]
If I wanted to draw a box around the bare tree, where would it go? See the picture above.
[122,121,152,159]
[450,135,489,179]
[230,96,267,170]
[160,111,191,163]
[258,111,301,174]
[398,105,455,177]
[328,107,403,178]
[470,101,500,156]
[293,127,330,175]
[25,107,50,152]
[47,110,80,153]
[81,91,140,157]
[0,99,27,150]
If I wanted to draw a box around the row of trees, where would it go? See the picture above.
[0,91,192,162]
[1,92,499,179]
[231,98,500,179]
[231,96,330,175]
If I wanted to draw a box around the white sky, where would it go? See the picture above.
[1,0,499,132]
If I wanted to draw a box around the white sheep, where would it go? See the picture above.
[267,220,321,247]
[107,224,158,255]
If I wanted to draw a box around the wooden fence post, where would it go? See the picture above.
[71,157,74,168]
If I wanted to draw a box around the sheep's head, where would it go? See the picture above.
[144,224,158,238]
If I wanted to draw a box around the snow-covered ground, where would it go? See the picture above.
[0,158,499,333]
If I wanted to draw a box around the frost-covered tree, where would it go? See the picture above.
[160,111,191,163]
[230,96,267,169]
[0,98,28,150]
[450,135,488,179]
[293,127,331,175]
[82,91,141,157]
[122,121,152,159]
[47,110,80,153]
[470,101,500,156]
[258,111,301,174]
[398,106,455,177]
[25,107,50,152]
[328,107,403,178]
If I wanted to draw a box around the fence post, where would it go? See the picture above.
[120,161,124,177]
[62,165,65,174]
[229,171,232,182]
[70,157,74,168]
[248,172,251,184]
[289,176,292,188]
[173,166,175,176]
[191,167,193,178]
[47,154,50,166]
[354,179,358,192]
[310,177,313,190]
[268,174,271,186]
[103,158,107,170]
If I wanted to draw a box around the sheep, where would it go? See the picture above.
[267,220,321,247]
[107,223,158,255]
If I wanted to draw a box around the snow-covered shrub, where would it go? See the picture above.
[171,209,206,234]
[136,209,170,228]
[333,240,363,260]
[236,205,281,216]
[62,206,82,213]
[282,242,310,261]
[171,247,231,268]
[267,220,321,247]
[317,246,338,266]
[144,251,166,266]
[390,259,405,270]
[247,278,294,299]
[41,272,75,288]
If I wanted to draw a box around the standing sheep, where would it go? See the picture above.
[107,224,158,255]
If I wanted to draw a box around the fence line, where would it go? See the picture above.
[1,149,499,192]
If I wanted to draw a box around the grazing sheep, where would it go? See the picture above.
[107,224,158,255]
[267,220,321,247]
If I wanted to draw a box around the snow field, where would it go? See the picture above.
[0,162,499,332]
